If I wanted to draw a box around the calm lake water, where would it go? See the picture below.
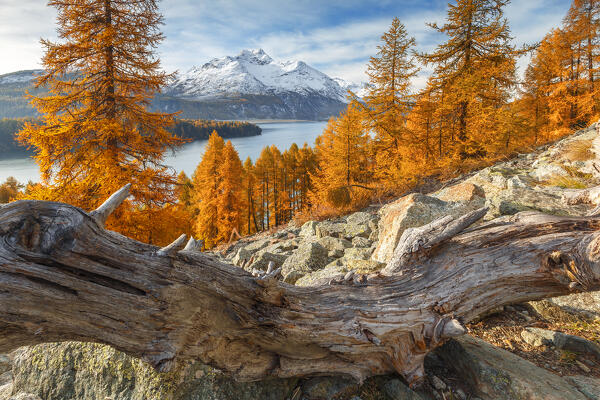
[0,120,328,183]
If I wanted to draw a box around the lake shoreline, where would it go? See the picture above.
[0,121,328,183]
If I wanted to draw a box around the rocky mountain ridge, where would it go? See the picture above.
[2,124,600,399]
[0,50,355,120]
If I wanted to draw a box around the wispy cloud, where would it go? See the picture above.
[0,0,572,87]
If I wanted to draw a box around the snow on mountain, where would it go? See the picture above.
[333,78,370,99]
[0,70,43,85]
[168,49,350,102]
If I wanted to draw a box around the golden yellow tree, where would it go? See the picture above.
[192,131,224,249]
[17,0,182,243]
[418,0,520,159]
[216,141,244,243]
[310,104,373,211]
[359,17,419,189]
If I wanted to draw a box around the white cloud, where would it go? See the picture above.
[0,0,57,73]
[0,0,574,87]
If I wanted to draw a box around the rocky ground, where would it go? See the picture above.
[2,124,600,399]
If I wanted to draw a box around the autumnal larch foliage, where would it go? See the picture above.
[17,0,183,245]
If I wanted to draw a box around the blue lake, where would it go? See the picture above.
[0,120,328,183]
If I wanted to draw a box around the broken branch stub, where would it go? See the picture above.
[89,183,132,227]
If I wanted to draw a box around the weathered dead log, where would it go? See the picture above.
[1,186,600,387]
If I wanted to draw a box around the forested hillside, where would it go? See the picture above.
[0,118,260,158]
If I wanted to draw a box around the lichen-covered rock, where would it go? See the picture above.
[245,252,288,272]
[317,236,352,255]
[383,379,424,400]
[6,343,417,400]
[231,247,252,266]
[434,182,486,203]
[299,221,318,237]
[521,328,600,358]
[351,236,371,248]
[372,193,473,263]
[488,186,588,217]
[344,259,385,274]
[316,221,346,239]
[301,376,358,399]
[281,242,330,284]
[9,342,298,400]
[344,247,373,262]
[294,264,348,286]
[435,336,588,400]
[263,240,297,254]
[344,212,377,238]
[8,394,42,400]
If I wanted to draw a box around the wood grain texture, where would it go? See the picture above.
[1,196,599,386]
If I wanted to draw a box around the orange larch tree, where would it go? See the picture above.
[418,0,521,160]
[192,131,224,248]
[310,104,374,212]
[217,141,245,243]
[359,17,419,190]
[17,0,183,244]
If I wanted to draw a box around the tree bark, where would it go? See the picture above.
[1,188,600,387]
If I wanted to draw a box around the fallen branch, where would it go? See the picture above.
[0,186,599,387]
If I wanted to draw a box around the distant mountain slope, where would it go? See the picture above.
[0,50,355,120]
[0,70,44,118]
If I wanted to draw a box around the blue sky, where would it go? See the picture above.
[0,0,571,85]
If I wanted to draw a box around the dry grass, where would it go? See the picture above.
[544,175,590,189]
[563,139,595,162]
[541,164,596,189]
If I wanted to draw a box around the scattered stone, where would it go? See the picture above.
[435,335,588,399]
[316,221,347,239]
[281,242,330,284]
[263,240,297,253]
[295,264,348,286]
[455,388,467,400]
[382,379,424,400]
[299,221,318,237]
[301,376,358,400]
[231,247,252,266]
[317,236,352,255]
[344,212,376,238]
[344,247,372,260]
[345,259,385,274]
[520,327,600,358]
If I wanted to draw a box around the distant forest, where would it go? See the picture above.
[0,118,261,158]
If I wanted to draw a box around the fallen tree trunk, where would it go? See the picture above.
[1,186,599,387]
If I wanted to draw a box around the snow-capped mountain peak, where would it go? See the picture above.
[167,49,349,102]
